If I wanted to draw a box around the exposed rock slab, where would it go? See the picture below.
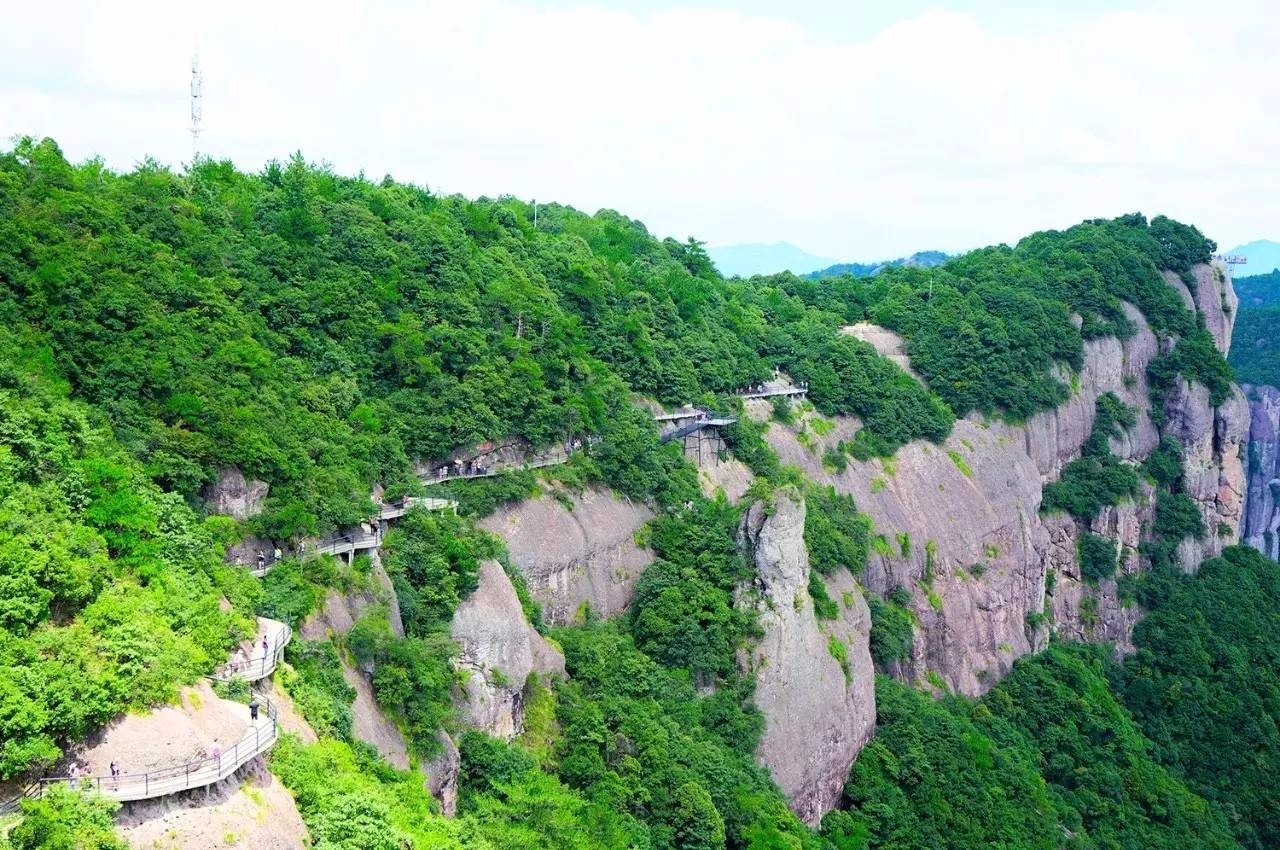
[69,682,250,776]
[480,488,653,624]
[738,493,875,826]
[203,466,269,520]
[118,762,307,850]
[1243,384,1280,560]
[300,550,404,640]
[841,322,922,381]
[450,560,565,739]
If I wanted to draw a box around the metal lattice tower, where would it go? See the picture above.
[190,54,203,158]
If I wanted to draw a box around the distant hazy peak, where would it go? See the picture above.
[1225,239,1280,276]
[706,242,839,278]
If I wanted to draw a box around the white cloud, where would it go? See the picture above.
[1,0,1276,259]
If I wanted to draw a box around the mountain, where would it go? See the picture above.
[706,241,838,277]
[807,250,949,279]
[4,140,1279,850]
[1225,239,1280,275]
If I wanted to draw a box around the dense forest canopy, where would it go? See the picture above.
[1227,270,1280,386]
[0,137,1264,850]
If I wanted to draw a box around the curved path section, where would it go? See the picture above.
[210,618,292,684]
[25,697,280,804]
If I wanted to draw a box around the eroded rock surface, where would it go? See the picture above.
[118,762,307,850]
[203,466,269,520]
[450,560,565,739]
[1243,384,1280,561]
[480,488,653,624]
[738,493,875,826]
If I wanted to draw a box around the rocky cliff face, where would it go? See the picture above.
[738,493,875,826]
[480,488,653,625]
[203,466,269,520]
[449,559,565,739]
[762,263,1247,696]
[1162,379,1250,568]
[1243,384,1280,561]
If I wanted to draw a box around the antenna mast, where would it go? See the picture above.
[190,54,203,158]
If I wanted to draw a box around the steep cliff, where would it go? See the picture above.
[480,488,654,624]
[737,493,875,826]
[1243,384,1280,561]
[758,263,1246,695]
[449,559,565,739]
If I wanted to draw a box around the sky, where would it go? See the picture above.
[1,0,1277,260]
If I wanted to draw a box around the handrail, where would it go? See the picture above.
[22,695,280,804]
[0,782,40,814]
[738,386,807,399]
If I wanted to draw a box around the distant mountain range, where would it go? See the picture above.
[706,242,948,279]
[706,242,839,277]
[1225,239,1280,276]
[806,251,949,279]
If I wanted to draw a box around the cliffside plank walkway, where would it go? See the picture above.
[417,446,578,484]
[249,496,458,576]
[208,618,292,684]
[1,621,292,812]
[16,697,281,805]
[738,384,808,400]
[657,412,737,444]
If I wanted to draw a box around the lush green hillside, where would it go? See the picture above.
[1233,269,1280,308]
[0,137,1265,850]
[1229,305,1280,386]
[1227,270,1280,386]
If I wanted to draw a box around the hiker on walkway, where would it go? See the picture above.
[211,742,222,765]
[109,760,121,788]
[249,697,260,721]
[257,552,266,570]
[261,634,270,660]
[272,546,282,562]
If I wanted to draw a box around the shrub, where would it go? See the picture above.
[1078,532,1119,584]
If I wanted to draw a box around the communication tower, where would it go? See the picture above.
[190,54,203,158]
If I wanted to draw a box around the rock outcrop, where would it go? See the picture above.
[450,559,565,739]
[738,493,875,826]
[480,488,653,624]
[300,549,404,641]
[1243,384,1280,561]
[1162,379,1250,568]
[203,466,269,520]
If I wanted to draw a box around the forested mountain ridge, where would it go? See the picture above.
[804,250,948,280]
[3,137,1279,850]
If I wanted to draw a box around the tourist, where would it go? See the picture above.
[109,760,120,788]
[272,546,282,562]
[211,742,222,764]
[256,552,266,569]
[249,697,260,721]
